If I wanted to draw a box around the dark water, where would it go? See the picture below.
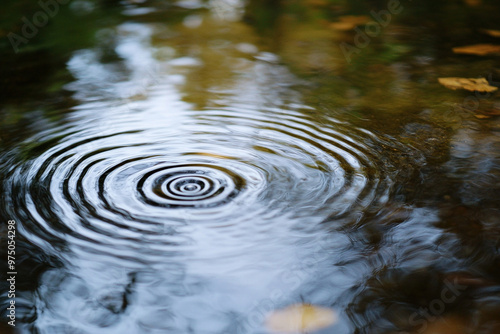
[1,0,500,333]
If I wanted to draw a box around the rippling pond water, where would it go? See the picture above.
[1,0,500,333]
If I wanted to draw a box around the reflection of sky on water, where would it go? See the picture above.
[7,14,444,334]
[1,1,500,333]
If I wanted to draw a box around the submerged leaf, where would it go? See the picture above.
[452,44,500,56]
[480,29,500,38]
[265,304,337,333]
[438,77,498,92]
[330,15,370,31]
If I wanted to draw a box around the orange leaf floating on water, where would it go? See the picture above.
[265,304,337,333]
[438,77,498,93]
[330,15,370,31]
[480,29,500,38]
[452,44,500,56]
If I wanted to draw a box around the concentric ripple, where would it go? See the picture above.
[138,164,243,207]
[0,57,424,334]
[2,101,418,263]
[0,40,422,268]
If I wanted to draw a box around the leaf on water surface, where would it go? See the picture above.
[265,304,337,333]
[480,29,500,38]
[452,44,500,56]
[330,15,371,31]
[437,77,498,93]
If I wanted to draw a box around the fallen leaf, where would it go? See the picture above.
[330,15,370,31]
[452,44,500,56]
[475,114,491,119]
[330,21,358,31]
[438,77,498,92]
[480,29,500,38]
[266,304,337,333]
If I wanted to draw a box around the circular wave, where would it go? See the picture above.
[0,100,422,334]
[137,164,242,207]
[2,104,415,263]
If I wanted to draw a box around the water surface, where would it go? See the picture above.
[1,0,500,333]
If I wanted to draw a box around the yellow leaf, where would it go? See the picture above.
[475,114,491,119]
[452,44,500,56]
[480,29,500,38]
[265,304,337,333]
[438,77,498,93]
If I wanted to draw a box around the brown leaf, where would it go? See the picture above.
[266,304,338,333]
[480,29,500,38]
[330,15,370,31]
[438,77,498,93]
[452,44,500,56]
